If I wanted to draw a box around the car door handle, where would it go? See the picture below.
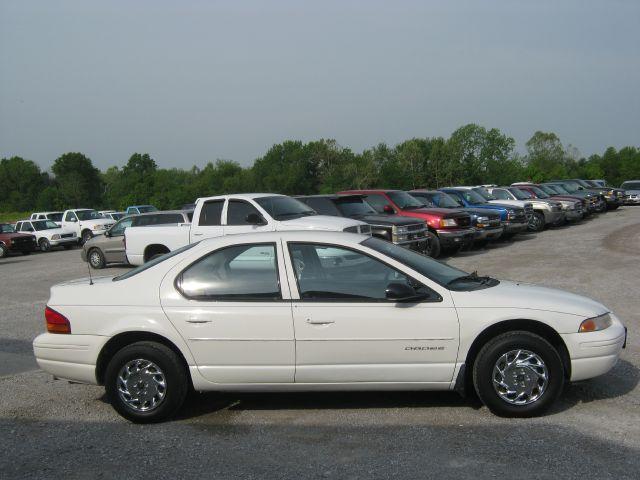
[306,319,335,325]
[186,318,211,324]
[193,233,204,236]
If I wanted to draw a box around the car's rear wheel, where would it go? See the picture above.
[39,238,51,252]
[105,341,188,423]
[473,331,564,417]
[424,231,441,258]
[88,248,106,269]
[0,244,6,258]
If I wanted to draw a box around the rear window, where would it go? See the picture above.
[113,243,197,281]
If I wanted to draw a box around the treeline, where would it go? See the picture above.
[1,124,639,212]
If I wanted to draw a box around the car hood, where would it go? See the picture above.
[0,232,33,240]
[276,215,366,231]
[352,214,422,226]
[462,208,501,219]
[624,189,640,195]
[40,227,68,237]
[488,199,527,208]
[451,280,608,318]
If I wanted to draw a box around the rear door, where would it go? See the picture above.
[189,199,225,242]
[161,241,295,384]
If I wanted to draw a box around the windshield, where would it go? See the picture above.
[0,224,16,233]
[548,184,570,195]
[362,237,497,291]
[407,192,436,208]
[114,243,197,281]
[76,210,104,220]
[335,197,377,216]
[529,186,549,198]
[573,179,591,188]
[418,192,458,208]
[561,181,582,193]
[255,196,316,220]
[33,220,59,230]
[137,206,157,213]
[458,189,487,204]
[622,182,640,190]
[509,188,531,200]
[386,191,426,210]
[47,213,63,222]
[472,187,496,201]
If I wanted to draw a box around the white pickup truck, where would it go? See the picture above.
[125,193,371,265]
[61,209,115,244]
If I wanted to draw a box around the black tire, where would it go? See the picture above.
[528,212,545,232]
[88,248,106,269]
[0,244,6,258]
[81,230,93,245]
[424,231,441,258]
[105,341,188,423]
[475,239,490,249]
[39,238,51,252]
[473,331,564,417]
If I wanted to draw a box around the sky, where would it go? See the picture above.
[1,0,639,171]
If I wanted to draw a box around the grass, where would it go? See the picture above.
[0,212,31,223]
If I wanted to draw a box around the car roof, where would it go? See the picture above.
[296,194,365,201]
[195,193,286,203]
[197,230,370,249]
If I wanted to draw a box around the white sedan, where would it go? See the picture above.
[33,231,626,422]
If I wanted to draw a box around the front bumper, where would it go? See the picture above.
[543,210,566,225]
[436,228,476,248]
[474,226,503,241]
[50,238,78,247]
[565,209,583,221]
[624,195,640,205]
[7,240,37,252]
[501,220,528,234]
[560,315,626,382]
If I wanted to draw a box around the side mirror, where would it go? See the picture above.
[246,213,267,225]
[70,218,77,222]
[385,282,428,302]
[383,205,395,214]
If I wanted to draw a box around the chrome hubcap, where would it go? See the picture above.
[117,359,166,412]
[492,349,548,405]
[89,251,101,266]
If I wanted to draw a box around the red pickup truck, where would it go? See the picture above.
[0,223,37,257]
[338,189,475,257]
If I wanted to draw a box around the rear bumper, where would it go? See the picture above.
[436,228,476,248]
[33,333,107,385]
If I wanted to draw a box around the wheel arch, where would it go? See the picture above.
[95,331,191,386]
[144,244,170,262]
[460,318,571,395]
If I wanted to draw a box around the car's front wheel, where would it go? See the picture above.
[39,238,51,252]
[424,231,441,258]
[528,212,545,232]
[105,341,188,423]
[473,331,564,417]
[81,230,93,244]
[0,244,6,258]
[88,248,106,269]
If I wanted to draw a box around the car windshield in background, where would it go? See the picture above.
[0,224,16,233]
[111,213,124,220]
[33,220,59,230]
[622,182,640,189]
[509,188,531,200]
[362,237,497,291]
[255,196,316,220]
[76,210,103,220]
[529,186,549,198]
[460,189,487,204]
[335,198,377,216]
[473,187,496,201]
[47,213,63,222]
[548,184,570,195]
[432,192,461,208]
[559,182,580,193]
[386,191,426,210]
[113,243,197,281]
[137,206,157,213]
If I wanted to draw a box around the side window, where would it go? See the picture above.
[15,222,22,231]
[198,200,223,226]
[22,222,34,232]
[110,218,134,236]
[363,194,391,213]
[64,212,77,222]
[288,243,428,301]
[226,200,262,226]
[178,243,281,300]
[492,189,510,200]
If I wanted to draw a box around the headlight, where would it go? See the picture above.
[93,224,106,231]
[579,313,612,333]
[476,216,489,227]
[51,234,61,240]
[507,209,516,220]
[440,218,458,228]
[392,225,410,234]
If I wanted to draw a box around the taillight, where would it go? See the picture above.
[45,306,71,334]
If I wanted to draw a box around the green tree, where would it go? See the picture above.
[0,156,47,211]
[51,152,102,208]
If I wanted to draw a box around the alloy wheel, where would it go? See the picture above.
[117,359,167,412]
[492,349,548,405]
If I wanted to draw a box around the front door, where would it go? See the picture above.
[103,217,133,263]
[190,199,225,242]
[284,242,459,385]
[222,199,274,235]
[161,241,295,384]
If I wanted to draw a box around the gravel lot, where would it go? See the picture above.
[1,208,638,479]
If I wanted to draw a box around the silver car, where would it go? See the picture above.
[82,210,193,268]
[621,180,640,205]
